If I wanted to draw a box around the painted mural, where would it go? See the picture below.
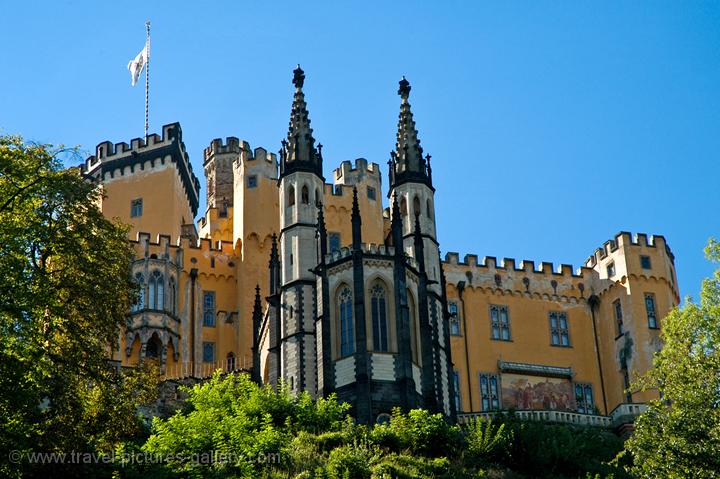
[501,373,576,411]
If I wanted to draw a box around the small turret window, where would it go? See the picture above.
[149,271,164,310]
[130,198,143,217]
[288,185,295,207]
[301,185,309,204]
[426,199,433,219]
[413,196,421,217]
[315,188,321,206]
[367,186,376,201]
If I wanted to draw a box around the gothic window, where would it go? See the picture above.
[370,283,389,352]
[449,301,461,335]
[338,287,354,357]
[288,185,295,207]
[400,197,408,218]
[226,352,236,371]
[479,373,500,411]
[426,198,433,219]
[413,196,421,217]
[408,290,419,364]
[549,311,570,346]
[329,232,341,253]
[315,188,321,206]
[575,383,594,414]
[645,293,658,329]
[202,342,215,363]
[130,198,143,217]
[132,272,145,311]
[640,255,652,270]
[301,185,309,204]
[149,271,164,310]
[614,299,624,336]
[203,291,216,327]
[168,276,177,314]
[453,370,462,412]
[490,305,510,341]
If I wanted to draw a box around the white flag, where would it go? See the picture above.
[127,42,148,86]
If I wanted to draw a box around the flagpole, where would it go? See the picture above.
[145,20,150,138]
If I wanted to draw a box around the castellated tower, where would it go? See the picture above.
[277,66,325,395]
[585,233,679,415]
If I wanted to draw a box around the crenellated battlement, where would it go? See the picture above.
[131,231,237,255]
[443,252,591,279]
[81,122,200,215]
[203,137,243,163]
[584,231,673,268]
[333,158,381,186]
[238,145,278,166]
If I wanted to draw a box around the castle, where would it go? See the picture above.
[82,66,679,426]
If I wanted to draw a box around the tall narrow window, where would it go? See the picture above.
[288,185,295,207]
[226,352,236,371]
[301,185,309,204]
[149,271,164,310]
[202,342,215,363]
[490,305,511,341]
[371,283,389,352]
[130,198,143,217]
[203,291,216,327]
[614,299,624,335]
[575,383,594,414]
[607,262,616,278]
[640,255,652,270]
[315,188,321,206]
[132,272,145,312]
[479,373,500,411]
[367,186,376,200]
[426,198,433,219]
[645,293,658,329]
[413,196,421,217]
[339,287,354,356]
[449,301,461,335]
[549,311,570,346]
[328,232,341,253]
[453,370,462,412]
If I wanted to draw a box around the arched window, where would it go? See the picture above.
[146,334,161,358]
[371,283,389,352]
[132,272,145,311]
[338,287,354,357]
[288,185,295,207]
[426,198,433,219]
[315,188,321,207]
[168,277,176,315]
[400,197,408,217]
[413,196,421,218]
[408,290,419,364]
[149,270,164,310]
[301,185,309,204]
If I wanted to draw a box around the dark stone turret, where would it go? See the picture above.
[251,284,262,383]
[269,234,280,296]
[389,77,433,191]
[279,65,324,180]
[351,187,362,250]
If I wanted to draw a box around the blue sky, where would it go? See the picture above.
[1,1,718,301]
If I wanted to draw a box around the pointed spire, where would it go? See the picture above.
[253,284,262,319]
[269,234,280,295]
[390,76,432,189]
[413,212,426,274]
[280,65,323,179]
[351,186,362,250]
[317,202,328,262]
[391,193,403,255]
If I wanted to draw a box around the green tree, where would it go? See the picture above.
[623,240,720,478]
[0,136,159,478]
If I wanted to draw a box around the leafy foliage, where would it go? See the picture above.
[0,136,159,478]
[622,240,720,478]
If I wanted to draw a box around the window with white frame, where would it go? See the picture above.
[449,301,461,335]
[549,311,570,346]
[645,293,658,329]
